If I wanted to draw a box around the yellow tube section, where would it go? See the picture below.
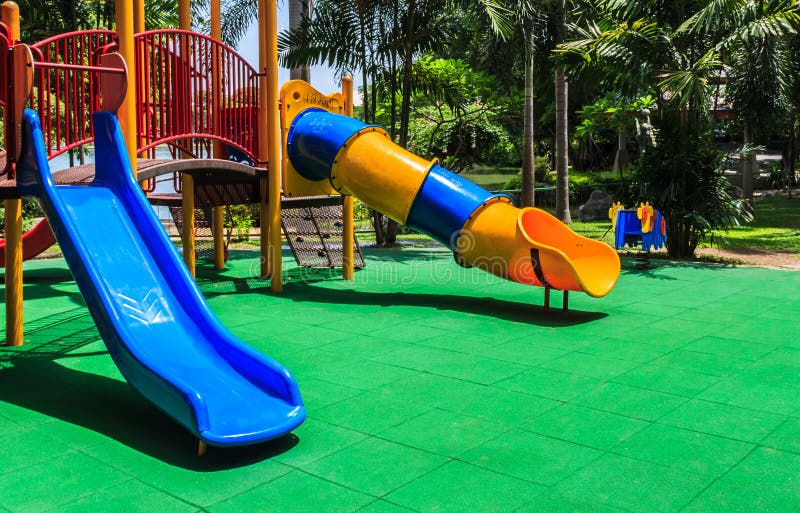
[459,201,620,297]
[330,127,433,225]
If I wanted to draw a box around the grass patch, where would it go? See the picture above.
[704,195,800,255]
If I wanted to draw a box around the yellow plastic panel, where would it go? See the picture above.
[331,128,433,224]
[280,80,344,197]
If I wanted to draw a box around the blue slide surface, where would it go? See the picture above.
[16,109,305,446]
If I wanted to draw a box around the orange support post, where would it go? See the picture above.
[3,1,22,346]
[115,0,137,176]
[178,0,195,276]
[211,0,225,270]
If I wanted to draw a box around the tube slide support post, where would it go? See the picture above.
[3,1,22,347]
[262,0,282,291]
[181,175,196,277]
[341,77,355,280]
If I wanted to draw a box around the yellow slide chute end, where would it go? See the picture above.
[459,202,620,297]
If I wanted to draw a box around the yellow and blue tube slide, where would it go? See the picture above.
[287,108,620,297]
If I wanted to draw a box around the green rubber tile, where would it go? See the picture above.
[319,335,414,359]
[538,352,641,381]
[461,428,602,485]
[511,327,595,351]
[368,323,452,343]
[615,300,688,318]
[495,366,602,402]
[613,363,720,397]
[523,403,648,451]
[0,401,60,428]
[55,479,196,513]
[698,378,800,416]
[416,331,508,354]
[32,420,114,451]
[762,417,800,454]
[373,345,528,385]
[735,360,800,388]
[572,382,688,421]
[682,448,800,513]
[356,500,416,513]
[660,398,787,443]
[0,428,74,476]
[652,349,753,377]
[386,460,546,513]
[0,452,129,513]
[437,385,561,427]
[373,373,486,409]
[293,376,363,411]
[324,315,417,336]
[302,437,447,497]
[471,340,569,367]
[273,419,368,468]
[312,390,431,435]
[379,408,506,457]
[208,470,373,513]
[552,453,712,513]
[603,326,697,350]
[516,489,631,513]
[577,338,671,364]
[80,438,293,508]
[683,335,776,360]
[614,423,754,476]
[264,325,357,348]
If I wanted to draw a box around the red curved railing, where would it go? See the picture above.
[3,28,262,264]
[30,30,116,159]
[134,29,260,162]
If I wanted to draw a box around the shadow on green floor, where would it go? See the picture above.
[1,309,298,469]
[281,283,606,327]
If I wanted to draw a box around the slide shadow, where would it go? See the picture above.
[0,353,297,471]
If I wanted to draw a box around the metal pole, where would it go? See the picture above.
[3,1,23,346]
[341,76,355,280]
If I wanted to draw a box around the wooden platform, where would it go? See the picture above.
[0,158,265,204]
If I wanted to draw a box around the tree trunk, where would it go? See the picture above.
[742,124,756,202]
[288,0,312,81]
[555,66,571,223]
[521,46,535,207]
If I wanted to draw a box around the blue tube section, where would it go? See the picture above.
[405,164,495,249]
[287,108,370,181]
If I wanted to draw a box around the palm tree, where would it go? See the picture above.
[289,0,312,81]
[554,0,570,222]
[677,0,800,202]
[557,0,752,257]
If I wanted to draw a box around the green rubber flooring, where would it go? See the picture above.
[1,247,799,513]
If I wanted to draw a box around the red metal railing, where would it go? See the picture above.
[29,30,116,159]
[134,29,260,163]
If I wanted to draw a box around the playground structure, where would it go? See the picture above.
[1,0,621,449]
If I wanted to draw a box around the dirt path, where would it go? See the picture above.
[695,247,800,270]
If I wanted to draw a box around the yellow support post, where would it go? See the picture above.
[266,0,282,291]
[211,0,225,270]
[177,0,195,276]
[3,1,22,347]
[341,77,355,281]
[114,0,137,176]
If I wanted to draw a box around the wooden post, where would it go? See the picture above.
[3,1,22,346]
[341,77,355,280]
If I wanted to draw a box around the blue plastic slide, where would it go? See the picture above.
[16,109,305,446]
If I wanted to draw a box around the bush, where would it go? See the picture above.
[503,154,552,190]
[227,205,254,242]
[634,116,752,257]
